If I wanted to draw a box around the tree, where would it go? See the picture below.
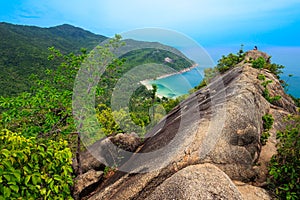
[0,35,124,179]
[151,84,158,121]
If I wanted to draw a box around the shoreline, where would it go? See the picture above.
[140,63,199,88]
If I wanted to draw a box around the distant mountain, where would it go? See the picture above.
[0,23,192,97]
[0,22,107,96]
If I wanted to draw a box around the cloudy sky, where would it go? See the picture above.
[1,0,300,96]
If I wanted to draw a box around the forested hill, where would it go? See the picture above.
[0,23,192,97]
[0,22,107,96]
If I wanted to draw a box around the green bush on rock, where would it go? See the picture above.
[0,129,73,200]
[261,114,274,145]
[268,115,300,200]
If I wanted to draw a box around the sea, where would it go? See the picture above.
[144,66,300,99]
[146,66,204,98]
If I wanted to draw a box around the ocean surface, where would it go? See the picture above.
[144,67,300,99]
[146,67,204,98]
[281,74,300,98]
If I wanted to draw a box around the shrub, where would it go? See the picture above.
[257,74,266,81]
[261,114,274,145]
[262,114,274,130]
[216,52,244,73]
[251,56,284,78]
[268,115,300,199]
[260,79,282,104]
[0,130,73,199]
[252,57,266,69]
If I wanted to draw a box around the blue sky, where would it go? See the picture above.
[1,0,300,46]
[1,0,300,96]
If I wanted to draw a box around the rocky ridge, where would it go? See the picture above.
[74,50,297,200]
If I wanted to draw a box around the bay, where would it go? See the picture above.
[145,66,204,98]
[143,67,300,99]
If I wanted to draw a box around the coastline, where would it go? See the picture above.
[140,63,198,88]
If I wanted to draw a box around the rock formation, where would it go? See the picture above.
[75,50,297,199]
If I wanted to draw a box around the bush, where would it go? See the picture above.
[0,130,73,199]
[268,115,300,199]
[251,56,284,78]
[216,52,244,73]
[262,114,274,130]
[257,74,266,81]
[261,114,274,145]
[260,79,282,104]
[252,57,266,69]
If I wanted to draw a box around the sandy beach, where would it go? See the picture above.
[140,63,198,87]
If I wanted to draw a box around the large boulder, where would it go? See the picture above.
[145,163,243,200]
[72,133,142,175]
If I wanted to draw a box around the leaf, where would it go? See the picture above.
[1,149,10,157]
[13,171,21,183]
[23,165,31,174]
[25,175,31,186]
[53,174,62,182]
[9,185,19,193]
[0,166,3,175]
[32,175,38,185]
[3,174,11,182]
[3,186,11,198]
[40,188,47,195]
[54,185,59,194]
[2,160,12,170]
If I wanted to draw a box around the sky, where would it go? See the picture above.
[1,0,300,46]
[0,0,300,96]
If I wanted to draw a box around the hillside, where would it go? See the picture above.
[0,22,107,96]
[0,23,192,97]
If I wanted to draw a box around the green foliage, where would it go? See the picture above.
[96,48,192,107]
[161,98,179,113]
[262,114,274,130]
[0,36,125,198]
[261,114,274,145]
[0,48,86,139]
[216,52,245,73]
[0,22,106,97]
[251,56,284,78]
[259,79,282,104]
[268,115,300,199]
[214,46,245,73]
[120,48,192,72]
[0,129,73,199]
[265,63,285,78]
[252,57,266,69]
[97,104,144,136]
[260,131,270,146]
[190,47,245,92]
[257,74,266,81]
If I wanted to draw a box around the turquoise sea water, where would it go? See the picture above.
[281,75,300,98]
[147,67,204,98]
[146,67,300,99]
